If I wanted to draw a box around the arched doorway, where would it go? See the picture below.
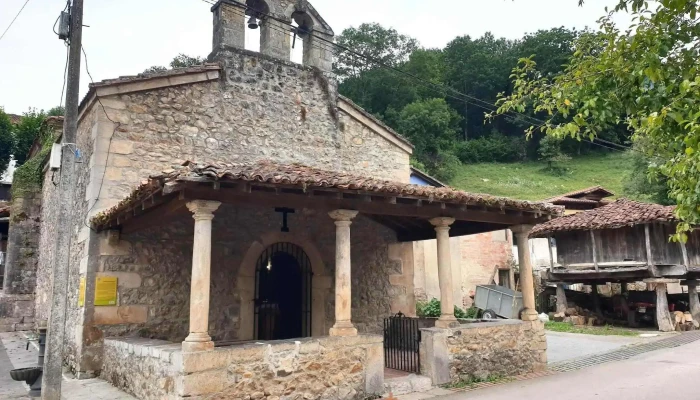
[254,242,312,340]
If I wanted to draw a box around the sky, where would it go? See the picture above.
[0,0,631,115]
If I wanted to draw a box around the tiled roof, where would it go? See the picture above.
[530,198,676,237]
[544,185,614,202]
[92,161,562,227]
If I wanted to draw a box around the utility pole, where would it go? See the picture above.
[42,0,83,398]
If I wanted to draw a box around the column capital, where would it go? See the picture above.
[510,224,534,236]
[429,217,455,229]
[329,209,359,223]
[187,200,221,220]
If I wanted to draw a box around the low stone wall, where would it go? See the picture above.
[0,293,34,332]
[420,320,547,385]
[102,335,384,400]
[102,338,183,400]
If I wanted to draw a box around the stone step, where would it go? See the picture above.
[384,373,433,396]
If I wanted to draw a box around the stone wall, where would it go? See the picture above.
[102,338,182,400]
[102,335,384,400]
[420,320,547,385]
[0,187,42,332]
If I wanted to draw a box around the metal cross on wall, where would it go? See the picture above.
[274,208,295,232]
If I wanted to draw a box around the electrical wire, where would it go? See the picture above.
[81,45,121,231]
[0,0,31,42]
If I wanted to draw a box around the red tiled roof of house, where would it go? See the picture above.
[530,198,676,237]
[544,185,614,202]
[91,161,562,227]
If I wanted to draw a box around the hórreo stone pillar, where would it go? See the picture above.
[430,217,458,329]
[555,284,568,314]
[328,209,359,336]
[512,225,538,321]
[654,283,675,332]
[182,200,220,352]
[687,280,700,323]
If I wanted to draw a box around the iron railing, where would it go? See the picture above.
[383,312,421,373]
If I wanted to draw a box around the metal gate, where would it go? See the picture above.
[383,312,420,373]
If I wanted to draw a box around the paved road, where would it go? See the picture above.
[0,334,30,399]
[440,337,700,400]
[546,331,648,364]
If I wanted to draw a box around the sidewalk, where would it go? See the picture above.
[0,332,135,400]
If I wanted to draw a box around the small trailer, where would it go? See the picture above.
[474,285,524,319]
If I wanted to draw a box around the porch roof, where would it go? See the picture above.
[91,161,562,241]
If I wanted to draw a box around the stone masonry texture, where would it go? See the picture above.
[446,320,547,382]
[101,334,384,400]
[0,187,42,332]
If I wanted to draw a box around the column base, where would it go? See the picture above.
[435,316,459,329]
[329,321,358,337]
[182,340,214,352]
[182,332,214,352]
[520,308,539,321]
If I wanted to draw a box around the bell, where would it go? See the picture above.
[247,16,259,29]
[296,24,311,39]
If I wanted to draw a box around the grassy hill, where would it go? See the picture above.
[448,153,632,201]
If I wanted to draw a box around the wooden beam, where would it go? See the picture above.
[120,199,189,234]
[590,230,599,272]
[680,236,690,267]
[179,187,532,226]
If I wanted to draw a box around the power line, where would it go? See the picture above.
[0,0,31,42]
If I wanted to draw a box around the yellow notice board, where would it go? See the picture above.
[94,276,118,306]
[78,277,86,307]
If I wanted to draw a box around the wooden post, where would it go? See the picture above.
[680,240,690,268]
[589,230,599,272]
[547,235,555,269]
[644,224,657,276]
[591,284,602,315]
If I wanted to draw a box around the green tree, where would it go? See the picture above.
[144,53,205,74]
[538,135,571,171]
[396,98,462,180]
[443,33,520,138]
[334,23,419,79]
[0,109,15,176]
[623,139,673,205]
[47,106,65,116]
[491,0,700,237]
[13,108,46,166]
[517,27,581,77]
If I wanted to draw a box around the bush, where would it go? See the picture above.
[416,298,478,319]
[456,132,526,163]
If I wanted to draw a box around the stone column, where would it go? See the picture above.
[182,200,220,352]
[555,284,568,314]
[686,280,700,323]
[512,225,538,321]
[430,217,458,329]
[328,209,359,337]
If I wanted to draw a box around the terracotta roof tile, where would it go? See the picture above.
[530,198,676,237]
[92,161,562,228]
[544,185,614,202]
